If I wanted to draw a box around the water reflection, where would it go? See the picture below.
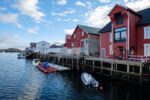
[0,53,150,100]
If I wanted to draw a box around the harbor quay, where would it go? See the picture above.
[26,52,150,85]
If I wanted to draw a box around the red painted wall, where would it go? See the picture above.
[100,32,110,58]
[89,34,99,40]
[109,6,128,59]
[65,35,72,48]
[65,38,72,48]
[137,24,150,55]
[100,5,150,60]
[108,5,141,59]
[71,26,88,48]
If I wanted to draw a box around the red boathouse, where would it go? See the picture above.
[65,25,100,56]
[100,5,150,62]
[65,34,72,48]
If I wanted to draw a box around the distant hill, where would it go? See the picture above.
[0,48,22,52]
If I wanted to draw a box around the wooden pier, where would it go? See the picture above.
[26,53,150,84]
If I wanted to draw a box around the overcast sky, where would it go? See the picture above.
[0,0,149,49]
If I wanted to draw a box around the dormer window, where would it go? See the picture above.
[115,12,123,25]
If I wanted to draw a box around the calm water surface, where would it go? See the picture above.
[0,53,150,100]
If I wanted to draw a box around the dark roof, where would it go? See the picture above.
[137,8,150,25]
[50,44,64,48]
[100,7,150,33]
[99,22,112,33]
[78,25,100,35]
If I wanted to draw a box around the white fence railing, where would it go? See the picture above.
[128,55,150,62]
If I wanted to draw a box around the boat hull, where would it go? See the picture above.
[81,72,99,87]
[38,64,57,74]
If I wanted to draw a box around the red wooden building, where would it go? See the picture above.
[64,34,72,48]
[66,25,100,56]
[100,5,150,62]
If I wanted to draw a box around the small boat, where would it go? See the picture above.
[38,64,57,74]
[32,61,57,74]
[81,72,99,88]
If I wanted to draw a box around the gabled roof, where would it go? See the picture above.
[100,7,150,33]
[137,8,150,25]
[108,4,141,17]
[78,25,100,35]
[99,22,112,33]
[37,41,49,44]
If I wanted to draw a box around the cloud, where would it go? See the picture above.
[75,1,86,7]
[86,5,111,27]
[86,1,92,7]
[0,13,22,28]
[51,9,75,17]
[125,0,150,11]
[72,19,79,22]
[64,29,74,35]
[123,0,129,2]
[57,18,62,21]
[0,33,27,49]
[98,0,110,3]
[54,0,67,5]
[0,7,6,11]
[15,0,45,23]
[27,26,39,34]
[75,1,92,9]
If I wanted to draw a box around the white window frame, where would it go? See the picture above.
[144,26,150,39]
[110,32,112,42]
[144,44,150,56]
[109,45,113,54]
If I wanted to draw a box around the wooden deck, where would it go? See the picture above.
[26,53,150,84]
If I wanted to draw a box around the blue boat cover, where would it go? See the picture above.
[43,62,49,68]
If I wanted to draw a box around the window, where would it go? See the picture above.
[74,34,76,38]
[110,32,112,42]
[144,44,150,56]
[115,12,123,25]
[82,31,84,36]
[114,27,126,42]
[144,26,150,39]
[109,45,113,54]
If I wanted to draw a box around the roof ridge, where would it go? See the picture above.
[78,24,99,28]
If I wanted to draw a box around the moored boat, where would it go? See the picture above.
[81,72,103,89]
[38,63,57,74]
[32,61,57,74]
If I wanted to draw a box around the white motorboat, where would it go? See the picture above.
[81,72,99,87]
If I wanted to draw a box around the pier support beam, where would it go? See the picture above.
[101,61,103,73]
[92,60,95,72]
[139,64,142,83]
[111,61,113,76]
[127,64,130,80]
[72,58,73,69]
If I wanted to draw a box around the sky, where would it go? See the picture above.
[0,0,150,49]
